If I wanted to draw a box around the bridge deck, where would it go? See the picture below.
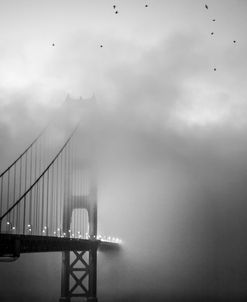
[0,234,119,258]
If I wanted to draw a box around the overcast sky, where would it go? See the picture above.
[1,1,247,301]
[1,0,247,165]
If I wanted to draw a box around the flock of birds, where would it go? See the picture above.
[99,3,149,48]
[51,3,238,73]
[205,3,237,72]
[52,3,149,49]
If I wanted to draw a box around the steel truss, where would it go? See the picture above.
[60,247,97,302]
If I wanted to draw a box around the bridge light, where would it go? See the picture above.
[53,231,56,235]
[57,228,60,231]
[44,226,47,229]
[68,230,71,233]
[12,226,16,230]
[77,231,80,234]
[27,224,31,228]
[42,230,45,233]
[63,232,66,236]
[6,221,10,225]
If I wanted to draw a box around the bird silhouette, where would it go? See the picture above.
[115,10,118,14]
[100,45,103,48]
[205,4,208,9]
[211,32,214,35]
[233,40,236,43]
[145,4,148,7]
[214,68,216,71]
[113,5,116,9]
[52,43,55,46]
[212,19,216,21]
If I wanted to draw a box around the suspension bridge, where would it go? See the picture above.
[0,97,121,302]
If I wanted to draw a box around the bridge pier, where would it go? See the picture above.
[60,247,98,302]
[60,176,98,302]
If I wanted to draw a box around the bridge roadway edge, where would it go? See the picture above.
[0,234,119,258]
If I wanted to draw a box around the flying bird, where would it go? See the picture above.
[113,5,116,9]
[214,68,216,71]
[100,45,103,48]
[233,40,236,43]
[212,19,216,21]
[145,4,148,7]
[115,10,118,14]
[52,43,55,46]
[205,4,208,9]
[211,32,214,35]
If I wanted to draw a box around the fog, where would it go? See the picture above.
[1,1,247,301]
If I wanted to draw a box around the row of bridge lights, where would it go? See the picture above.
[6,221,15,230]
[6,222,122,244]
[84,233,122,244]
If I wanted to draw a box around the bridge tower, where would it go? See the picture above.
[60,173,98,302]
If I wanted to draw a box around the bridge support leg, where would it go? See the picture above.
[87,247,98,302]
[60,251,70,302]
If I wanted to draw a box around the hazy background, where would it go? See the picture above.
[1,0,247,301]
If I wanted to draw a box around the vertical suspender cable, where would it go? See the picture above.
[37,139,42,234]
[29,146,33,226]
[13,164,16,231]
[22,152,28,234]
[41,175,44,234]
[56,157,59,236]
[18,157,22,234]
[72,138,75,236]
[58,155,61,235]
[0,175,3,228]
[34,141,37,234]
[6,169,10,225]
[63,147,67,236]
[67,146,70,236]
[51,164,54,236]
[60,152,63,235]
[46,169,49,235]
